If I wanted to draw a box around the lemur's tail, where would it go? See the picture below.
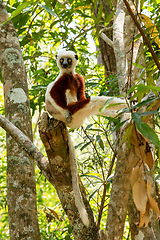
[67,132,89,227]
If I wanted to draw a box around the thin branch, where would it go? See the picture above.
[68,26,95,49]
[0,113,52,183]
[97,182,107,228]
[123,0,160,70]
[97,150,116,228]
[33,111,41,136]
[99,32,113,48]
[27,9,44,34]
[81,126,106,180]
[99,27,113,34]
[106,151,116,179]
[93,118,116,154]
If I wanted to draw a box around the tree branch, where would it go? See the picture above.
[99,32,113,48]
[0,113,52,183]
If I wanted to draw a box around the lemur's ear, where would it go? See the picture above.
[56,54,58,59]
[75,54,78,60]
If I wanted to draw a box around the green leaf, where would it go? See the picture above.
[80,142,91,151]
[123,123,133,143]
[132,112,142,124]
[131,97,159,109]
[154,174,160,183]
[141,110,158,116]
[89,188,99,199]
[85,124,93,130]
[96,135,104,151]
[97,2,103,24]
[99,98,114,112]
[130,91,148,102]
[127,84,160,95]
[9,0,16,7]
[94,0,98,9]
[8,1,37,21]
[132,112,160,148]
[132,62,145,69]
[109,119,129,136]
[38,4,56,16]
[82,174,103,182]
[104,11,114,25]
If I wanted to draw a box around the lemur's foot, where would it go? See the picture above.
[65,110,72,123]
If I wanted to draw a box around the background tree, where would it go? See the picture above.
[0,1,40,239]
[0,0,160,239]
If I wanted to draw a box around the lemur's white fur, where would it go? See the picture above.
[45,50,127,226]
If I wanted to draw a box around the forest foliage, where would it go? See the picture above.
[0,0,160,239]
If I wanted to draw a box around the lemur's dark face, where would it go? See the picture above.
[59,57,72,69]
[56,50,78,73]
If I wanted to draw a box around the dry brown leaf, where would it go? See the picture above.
[144,201,150,227]
[134,146,141,159]
[131,165,142,187]
[147,180,160,218]
[134,142,146,160]
[138,201,150,228]
[48,207,60,220]
[139,142,146,158]
[123,122,133,144]
[138,213,145,228]
[130,126,139,146]
[145,143,154,169]
[145,152,153,170]
[133,176,148,214]
[125,146,140,173]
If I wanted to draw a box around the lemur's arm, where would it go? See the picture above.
[75,74,88,101]
[65,73,90,114]
[50,73,70,109]
[67,99,90,114]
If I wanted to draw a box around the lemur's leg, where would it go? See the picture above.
[65,98,90,123]
[65,110,73,123]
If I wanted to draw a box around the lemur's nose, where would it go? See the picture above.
[63,62,68,68]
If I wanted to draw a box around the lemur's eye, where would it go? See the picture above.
[60,58,64,63]
[67,58,72,63]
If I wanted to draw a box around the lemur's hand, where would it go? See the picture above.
[65,110,72,123]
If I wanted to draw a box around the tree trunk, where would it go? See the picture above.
[0,2,40,239]
[93,0,117,76]
[98,36,116,76]
[105,0,145,239]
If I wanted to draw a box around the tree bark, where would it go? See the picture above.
[0,1,40,239]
